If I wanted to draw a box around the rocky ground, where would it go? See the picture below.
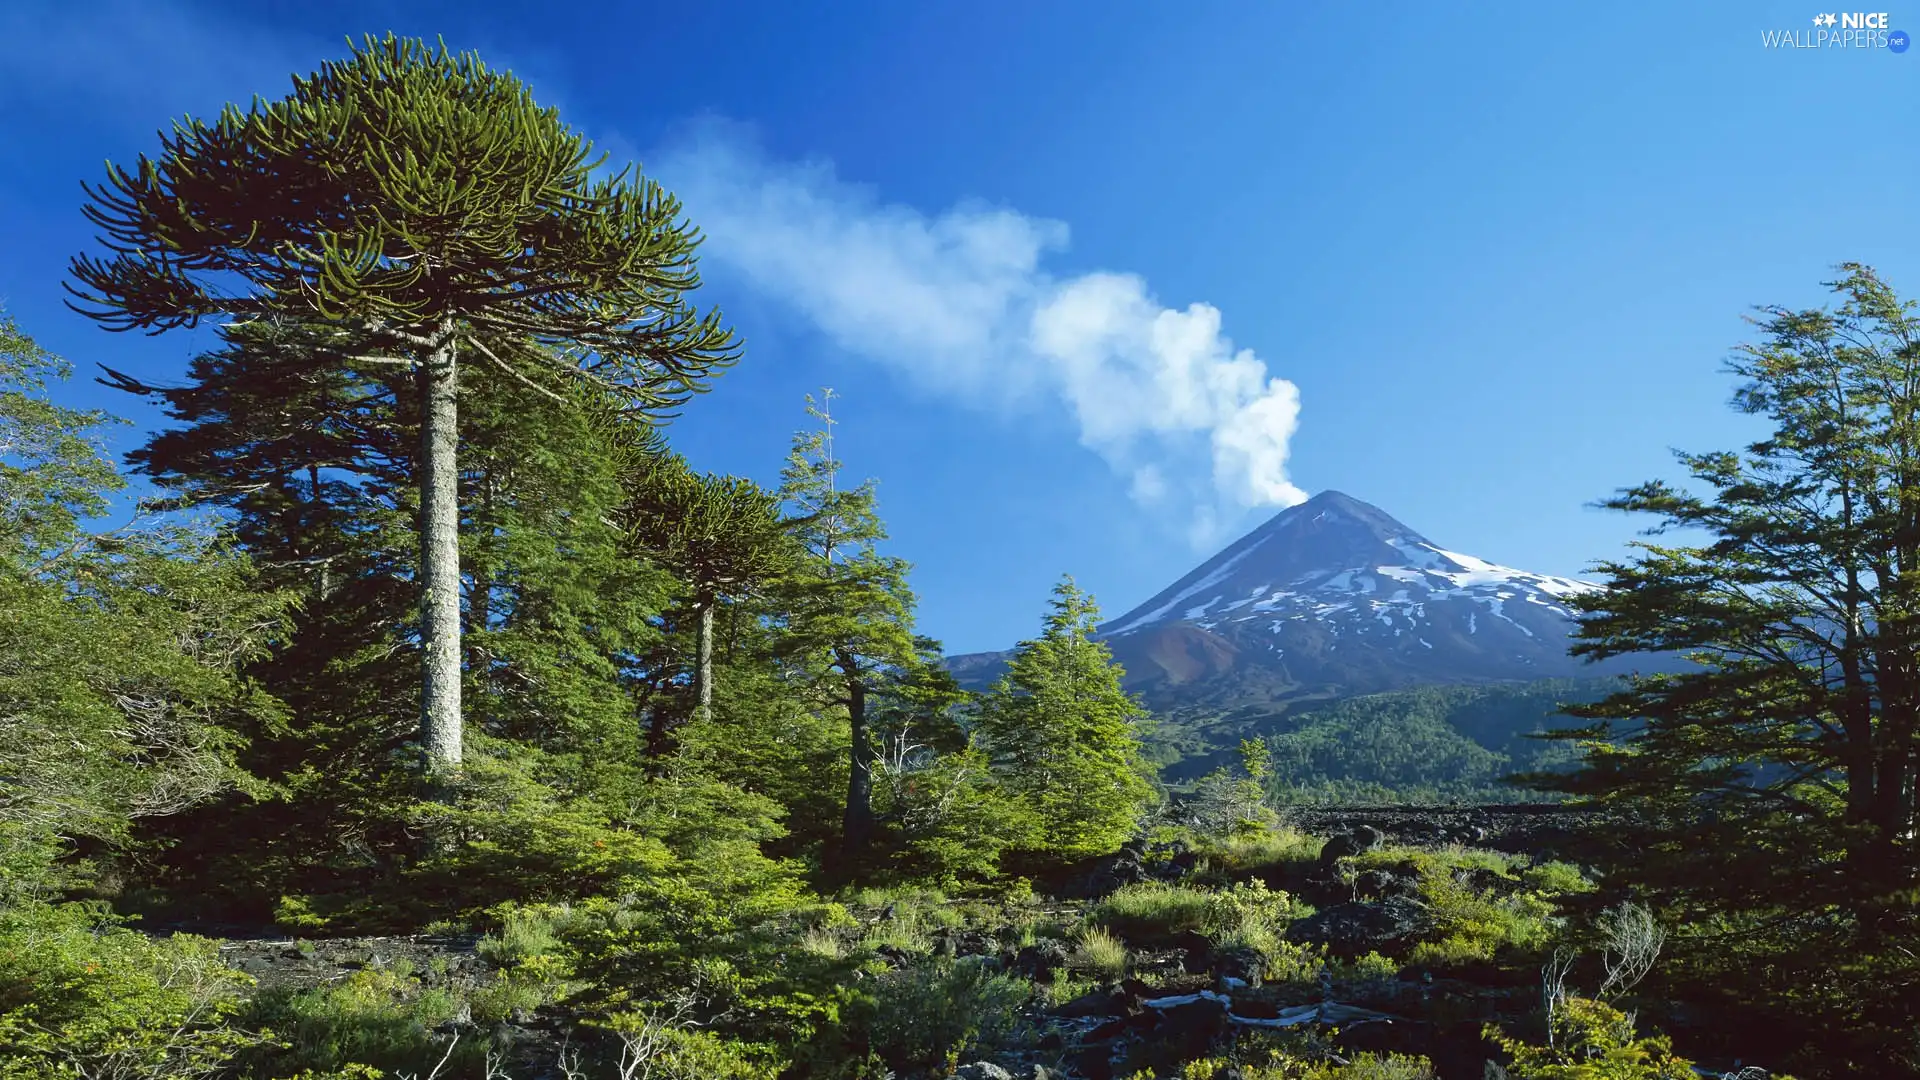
[1279,803,1606,858]
[150,807,1661,1080]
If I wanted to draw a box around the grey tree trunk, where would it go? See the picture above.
[418,330,463,777]
[695,601,715,726]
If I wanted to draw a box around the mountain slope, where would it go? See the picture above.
[1098,490,1632,709]
[950,491,1652,712]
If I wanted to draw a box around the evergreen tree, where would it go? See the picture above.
[619,453,788,734]
[0,313,290,897]
[68,35,738,778]
[111,322,674,915]
[772,391,921,858]
[975,577,1156,862]
[1530,265,1920,1072]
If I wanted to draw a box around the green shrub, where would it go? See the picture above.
[1519,861,1595,897]
[1487,996,1733,1079]
[598,1012,779,1080]
[232,967,490,1078]
[864,958,1032,1075]
[1190,825,1323,882]
[1092,879,1309,950]
[1174,1049,1435,1079]
[0,901,267,1080]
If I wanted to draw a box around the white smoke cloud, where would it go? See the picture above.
[653,125,1306,540]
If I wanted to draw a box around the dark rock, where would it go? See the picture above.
[1354,868,1420,900]
[1068,1041,1118,1080]
[1085,1012,1155,1041]
[1289,896,1432,958]
[875,944,915,968]
[1057,988,1122,1018]
[1211,945,1265,987]
[1148,993,1233,1058]
[1318,825,1387,865]
[1175,929,1213,973]
[1015,940,1072,981]
[1230,996,1284,1020]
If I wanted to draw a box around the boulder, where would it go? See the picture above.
[1014,939,1072,981]
[955,1064,1015,1080]
[1211,945,1266,988]
[1317,825,1387,865]
[1288,896,1432,958]
[1175,929,1213,973]
[1353,868,1421,900]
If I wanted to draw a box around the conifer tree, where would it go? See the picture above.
[68,35,738,778]
[619,454,788,732]
[1538,265,1920,925]
[772,391,921,857]
[975,577,1156,861]
[0,313,290,895]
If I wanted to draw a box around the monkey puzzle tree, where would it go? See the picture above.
[619,453,788,734]
[67,35,739,777]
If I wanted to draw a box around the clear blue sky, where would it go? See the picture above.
[2,1,1915,653]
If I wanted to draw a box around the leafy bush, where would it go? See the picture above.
[1338,845,1564,967]
[1487,996,1721,1079]
[232,967,491,1079]
[0,900,266,1080]
[1188,826,1324,884]
[863,957,1032,1075]
[1174,1049,1435,1079]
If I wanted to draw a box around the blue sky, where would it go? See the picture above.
[2,1,1915,653]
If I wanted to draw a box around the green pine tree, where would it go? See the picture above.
[619,452,788,739]
[975,576,1157,862]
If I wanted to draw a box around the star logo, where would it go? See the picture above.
[1826,13,1840,25]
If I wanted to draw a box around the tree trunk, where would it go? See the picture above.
[695,600,715,726]
[418,328,463,778]
[842,653,874,855]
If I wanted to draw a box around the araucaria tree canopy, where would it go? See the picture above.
[67,34,739,776]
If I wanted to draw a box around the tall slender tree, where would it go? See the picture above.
[67,35,738,778]
[619,453,788,733]
[773,391,921,857]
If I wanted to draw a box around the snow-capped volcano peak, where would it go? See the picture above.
[1092,491,1611,702]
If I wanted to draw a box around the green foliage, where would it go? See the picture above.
[1186,825,1325,885]
[1338,845,1564,966]
[233,967,490,1079]
[875,744,1039,887]
[1248,680,1609,804]
[601,1011,780,1080]
[0,313,291,900]
[70,34,738,379]
[1488,997,1706,1080]
[976,577,1158,862]
[0,901,266,1080]
[1091,879,1309,955]
[861,958,1032,1076]
[1069,926,1131,980]
[772,390,928,858]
